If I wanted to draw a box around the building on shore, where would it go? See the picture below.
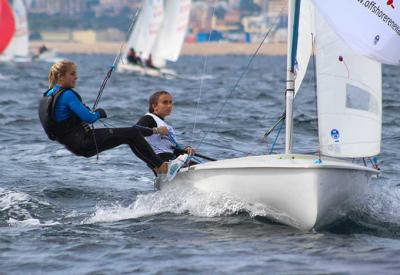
[28,0,88,16]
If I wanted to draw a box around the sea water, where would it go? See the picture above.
[1,54,400,274]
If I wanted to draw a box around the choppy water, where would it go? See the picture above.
[1,54,400,274]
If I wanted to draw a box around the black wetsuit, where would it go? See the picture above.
[39,86,164,169]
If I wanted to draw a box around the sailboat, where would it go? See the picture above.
[158,0,400,231]
[0,0,29,62]
[117,0,192,78]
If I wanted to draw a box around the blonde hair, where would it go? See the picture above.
[48,60,76,89]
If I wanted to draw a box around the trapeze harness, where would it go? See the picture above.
[144,113,177,155]
[39,87,91,141]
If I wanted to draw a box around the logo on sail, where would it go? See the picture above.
[387,0,395,8]
[331,129,340,143]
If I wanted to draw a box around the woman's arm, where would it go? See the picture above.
[136,115,157,136]
[64,91,100,123]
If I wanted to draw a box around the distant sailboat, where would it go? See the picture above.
[0,0,29,62]
[117,0,191,77]
[157,0,400,231]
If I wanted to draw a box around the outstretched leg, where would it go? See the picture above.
[64,127,164,169]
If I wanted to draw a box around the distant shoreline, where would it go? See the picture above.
[31,41,287,56]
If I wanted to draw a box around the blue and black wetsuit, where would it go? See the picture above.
[41,85,164,169]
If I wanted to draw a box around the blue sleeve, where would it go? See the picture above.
[63,91,100,123]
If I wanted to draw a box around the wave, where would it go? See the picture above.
[0,188,58,227]
[321,180,400,237]
[83,183,292,225]
[0,73,13,80]
[83,176,400,238]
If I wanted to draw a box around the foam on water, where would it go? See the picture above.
[1,55,400,273]
[362,181,400,225]
[0,188,58,227]
[0,73,13,80]
[84,183,292,225]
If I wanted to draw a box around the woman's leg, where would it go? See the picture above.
[92,127,164,169]
[62,127,164,169]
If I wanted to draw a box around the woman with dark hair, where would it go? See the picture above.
[136,91,194,163]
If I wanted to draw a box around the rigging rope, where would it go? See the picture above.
[194,5,288,151]
[90,9,141,160]
[92,9,140,110]
[190,6,216,143]
[269,119,284,154]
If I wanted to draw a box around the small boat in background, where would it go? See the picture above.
[117,0,191,78]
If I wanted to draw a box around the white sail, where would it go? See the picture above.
[3,0,29,58]
[314,9,382,158]
[311,0,400,65]
[124,0,164,61]
[151,0,191,66]
[294,0,314,94]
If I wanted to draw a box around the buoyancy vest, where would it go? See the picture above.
[144,113,176,154]
[38,87,88,141]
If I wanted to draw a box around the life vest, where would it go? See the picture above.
[38,87,86,141]
[144,113,176,154]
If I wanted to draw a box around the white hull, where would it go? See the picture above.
[159,154,378,231]
[117,62,177,78]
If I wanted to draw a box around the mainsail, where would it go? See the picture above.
[313,8,382,158]
[294,0,382,157]
[311,0,400,65]
[123,0,164,61]
[0,0,15,54]
[151,0,192,67]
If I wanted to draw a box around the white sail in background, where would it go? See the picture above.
[294,0,314,94]
[312,0,400,65]
[313,9,382,158]
[3,0,29,58]
[151,0,192,66]
[124,0,164,60]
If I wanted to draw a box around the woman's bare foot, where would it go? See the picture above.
[155,162,168,174]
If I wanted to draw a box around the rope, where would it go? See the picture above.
[89,9,141,160]
[269,120,284,154]
[191,5,217,143]
[92,9,140,110]
[195,6,287,150]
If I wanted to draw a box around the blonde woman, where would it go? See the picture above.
[39,60,181,178]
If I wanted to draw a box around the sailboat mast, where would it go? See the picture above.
[285,0,301,154]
